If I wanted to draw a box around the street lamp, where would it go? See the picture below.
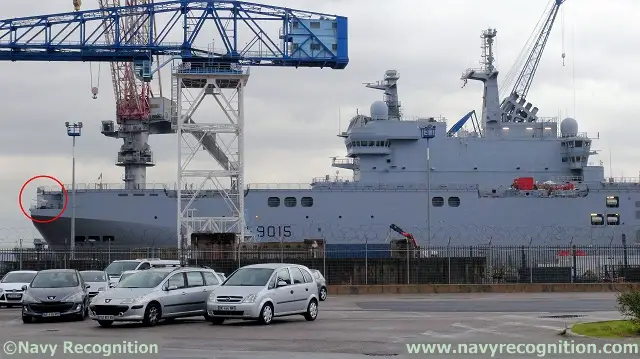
[420,124,436,247]
[65,121,83,259]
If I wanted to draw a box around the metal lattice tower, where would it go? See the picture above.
[173,63,249,250]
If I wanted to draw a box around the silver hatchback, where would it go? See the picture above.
[205,263,319,325]
[89,267,223,327]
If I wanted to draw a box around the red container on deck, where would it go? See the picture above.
[513,177,534,190]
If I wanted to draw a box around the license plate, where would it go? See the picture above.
[218,306,235,311]
[97,315,115,320]
[6,294,21,299]
[42,312,60,317]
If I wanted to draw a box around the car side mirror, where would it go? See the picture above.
[85,285,90,289]
[21,285,27,291]
[276,280,287,288]
[166,285,177,291]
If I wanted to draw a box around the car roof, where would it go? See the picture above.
[240,263,306,270]
[5,270,38,274]
[80,270,105,273]
[37,269,77,273]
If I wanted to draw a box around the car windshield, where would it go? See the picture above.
[80,271,106,282]
[30,272,79,288]
[105,261,140,277]
[1,272,36,283]
[119,272,137,281]
[117,270,169,288]
[222,267,274,286]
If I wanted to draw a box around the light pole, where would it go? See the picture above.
[65,121,83,260]
[420,124,436,247]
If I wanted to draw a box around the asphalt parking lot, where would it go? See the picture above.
[0,293,635,359]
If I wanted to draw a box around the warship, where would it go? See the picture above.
[29,28,640,250]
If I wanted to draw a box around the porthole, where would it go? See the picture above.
[432,197,444,207]
[448,197,460,207]
[267,197,280,207]
[301,197,313,207]
[606,214,620,225]
[284,197,296,207]
[606,196,619,208]
[590,213,604,226]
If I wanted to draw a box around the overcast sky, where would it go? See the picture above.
[0,0,638,245]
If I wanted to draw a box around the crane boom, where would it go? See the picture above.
[0,0,348,69]
[510,0,565,99]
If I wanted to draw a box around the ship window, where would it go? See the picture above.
[332,44,337,51]
[636,230,640,244]
[267,197,280,207]
[118,193,128,196]
[310,43,321,51]
[291,43,298,51]
[590,213,604,225]
[606,196,619,208]
[369,141,375,146]
[292,21,298,28]
[332,21,337,28]
[448,197,460,207]
[310,21,320,28]
[284,197,297,207]
[133,193,144,197]
[635,211,640,220]
[606,214,620,225]
[149,193,158,196]
[432,197,444,207]
[301,197,313,207]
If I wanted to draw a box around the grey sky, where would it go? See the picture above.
[0,0,638,243]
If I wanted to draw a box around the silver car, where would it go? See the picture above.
[310,269,327,301]
[89,267,223,327]
[79,270,109,299]
[205,263,319,325]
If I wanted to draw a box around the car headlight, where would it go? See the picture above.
[97,287,106,291]
[243,294,257,303]
[62,292,84,302]
[120,297,143,304]
[21,293,40,303]
[0,288,3,293]
[207,292,216,303]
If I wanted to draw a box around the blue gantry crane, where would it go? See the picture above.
[0,0,349,249]
[0,0,348,68]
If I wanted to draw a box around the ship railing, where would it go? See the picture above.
[332,158,358,166]
[36,183,172,192]
[311,176,353,184]
[603,177,640,184]
[556,176,583,183]
[248,183,312,190]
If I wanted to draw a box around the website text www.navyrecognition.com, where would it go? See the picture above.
[406,340,639,357]
[3,340,158,356]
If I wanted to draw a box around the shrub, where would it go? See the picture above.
[617,288,640,326]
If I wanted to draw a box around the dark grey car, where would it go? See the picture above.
[21,269,90,323]
[310,269,327,301]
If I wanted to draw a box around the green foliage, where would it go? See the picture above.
[617,287,640,326]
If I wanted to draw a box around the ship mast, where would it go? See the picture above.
[460,29,501,133]
[364,70,401,120]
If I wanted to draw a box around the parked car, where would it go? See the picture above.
[109,270,140,288]
[79,270,109,299]
[310,269,327,301]
[0,270,37,308]
[205,263,319,325]
[89,266,223,327]
[21,269,90,323]
[104,258,181,286]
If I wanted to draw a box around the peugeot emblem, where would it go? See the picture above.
[47,296,55,300]
[105,299,111,303]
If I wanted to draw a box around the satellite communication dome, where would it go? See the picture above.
[370,101,389,120]
[560,117,578,136]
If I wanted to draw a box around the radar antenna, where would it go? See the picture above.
[364,70,401,120]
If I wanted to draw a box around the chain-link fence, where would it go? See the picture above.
[1,244,639,285]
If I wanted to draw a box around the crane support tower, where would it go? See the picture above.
[0,0,349,249]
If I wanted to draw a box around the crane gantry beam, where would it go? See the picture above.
[0,0,349,69]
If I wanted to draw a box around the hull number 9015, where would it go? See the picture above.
[256,225,292,238]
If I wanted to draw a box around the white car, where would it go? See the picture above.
[0,270,38,308]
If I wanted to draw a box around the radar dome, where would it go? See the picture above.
[370,101,389,120]
[560,117,578,136]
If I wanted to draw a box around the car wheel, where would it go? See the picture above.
[22,315,33,324]
[319,287,327,301]
[97,320,113,327]
[143,303,161,327]
[258,303,274,325]
[304,299,318,321]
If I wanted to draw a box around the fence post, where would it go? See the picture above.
[365,238,368,285]
[19,239,23,270]
[529,238,533,284]
[447,238,451,284]
[323,240,327,285]
[406,239,410,285]
[280,237,284,263]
